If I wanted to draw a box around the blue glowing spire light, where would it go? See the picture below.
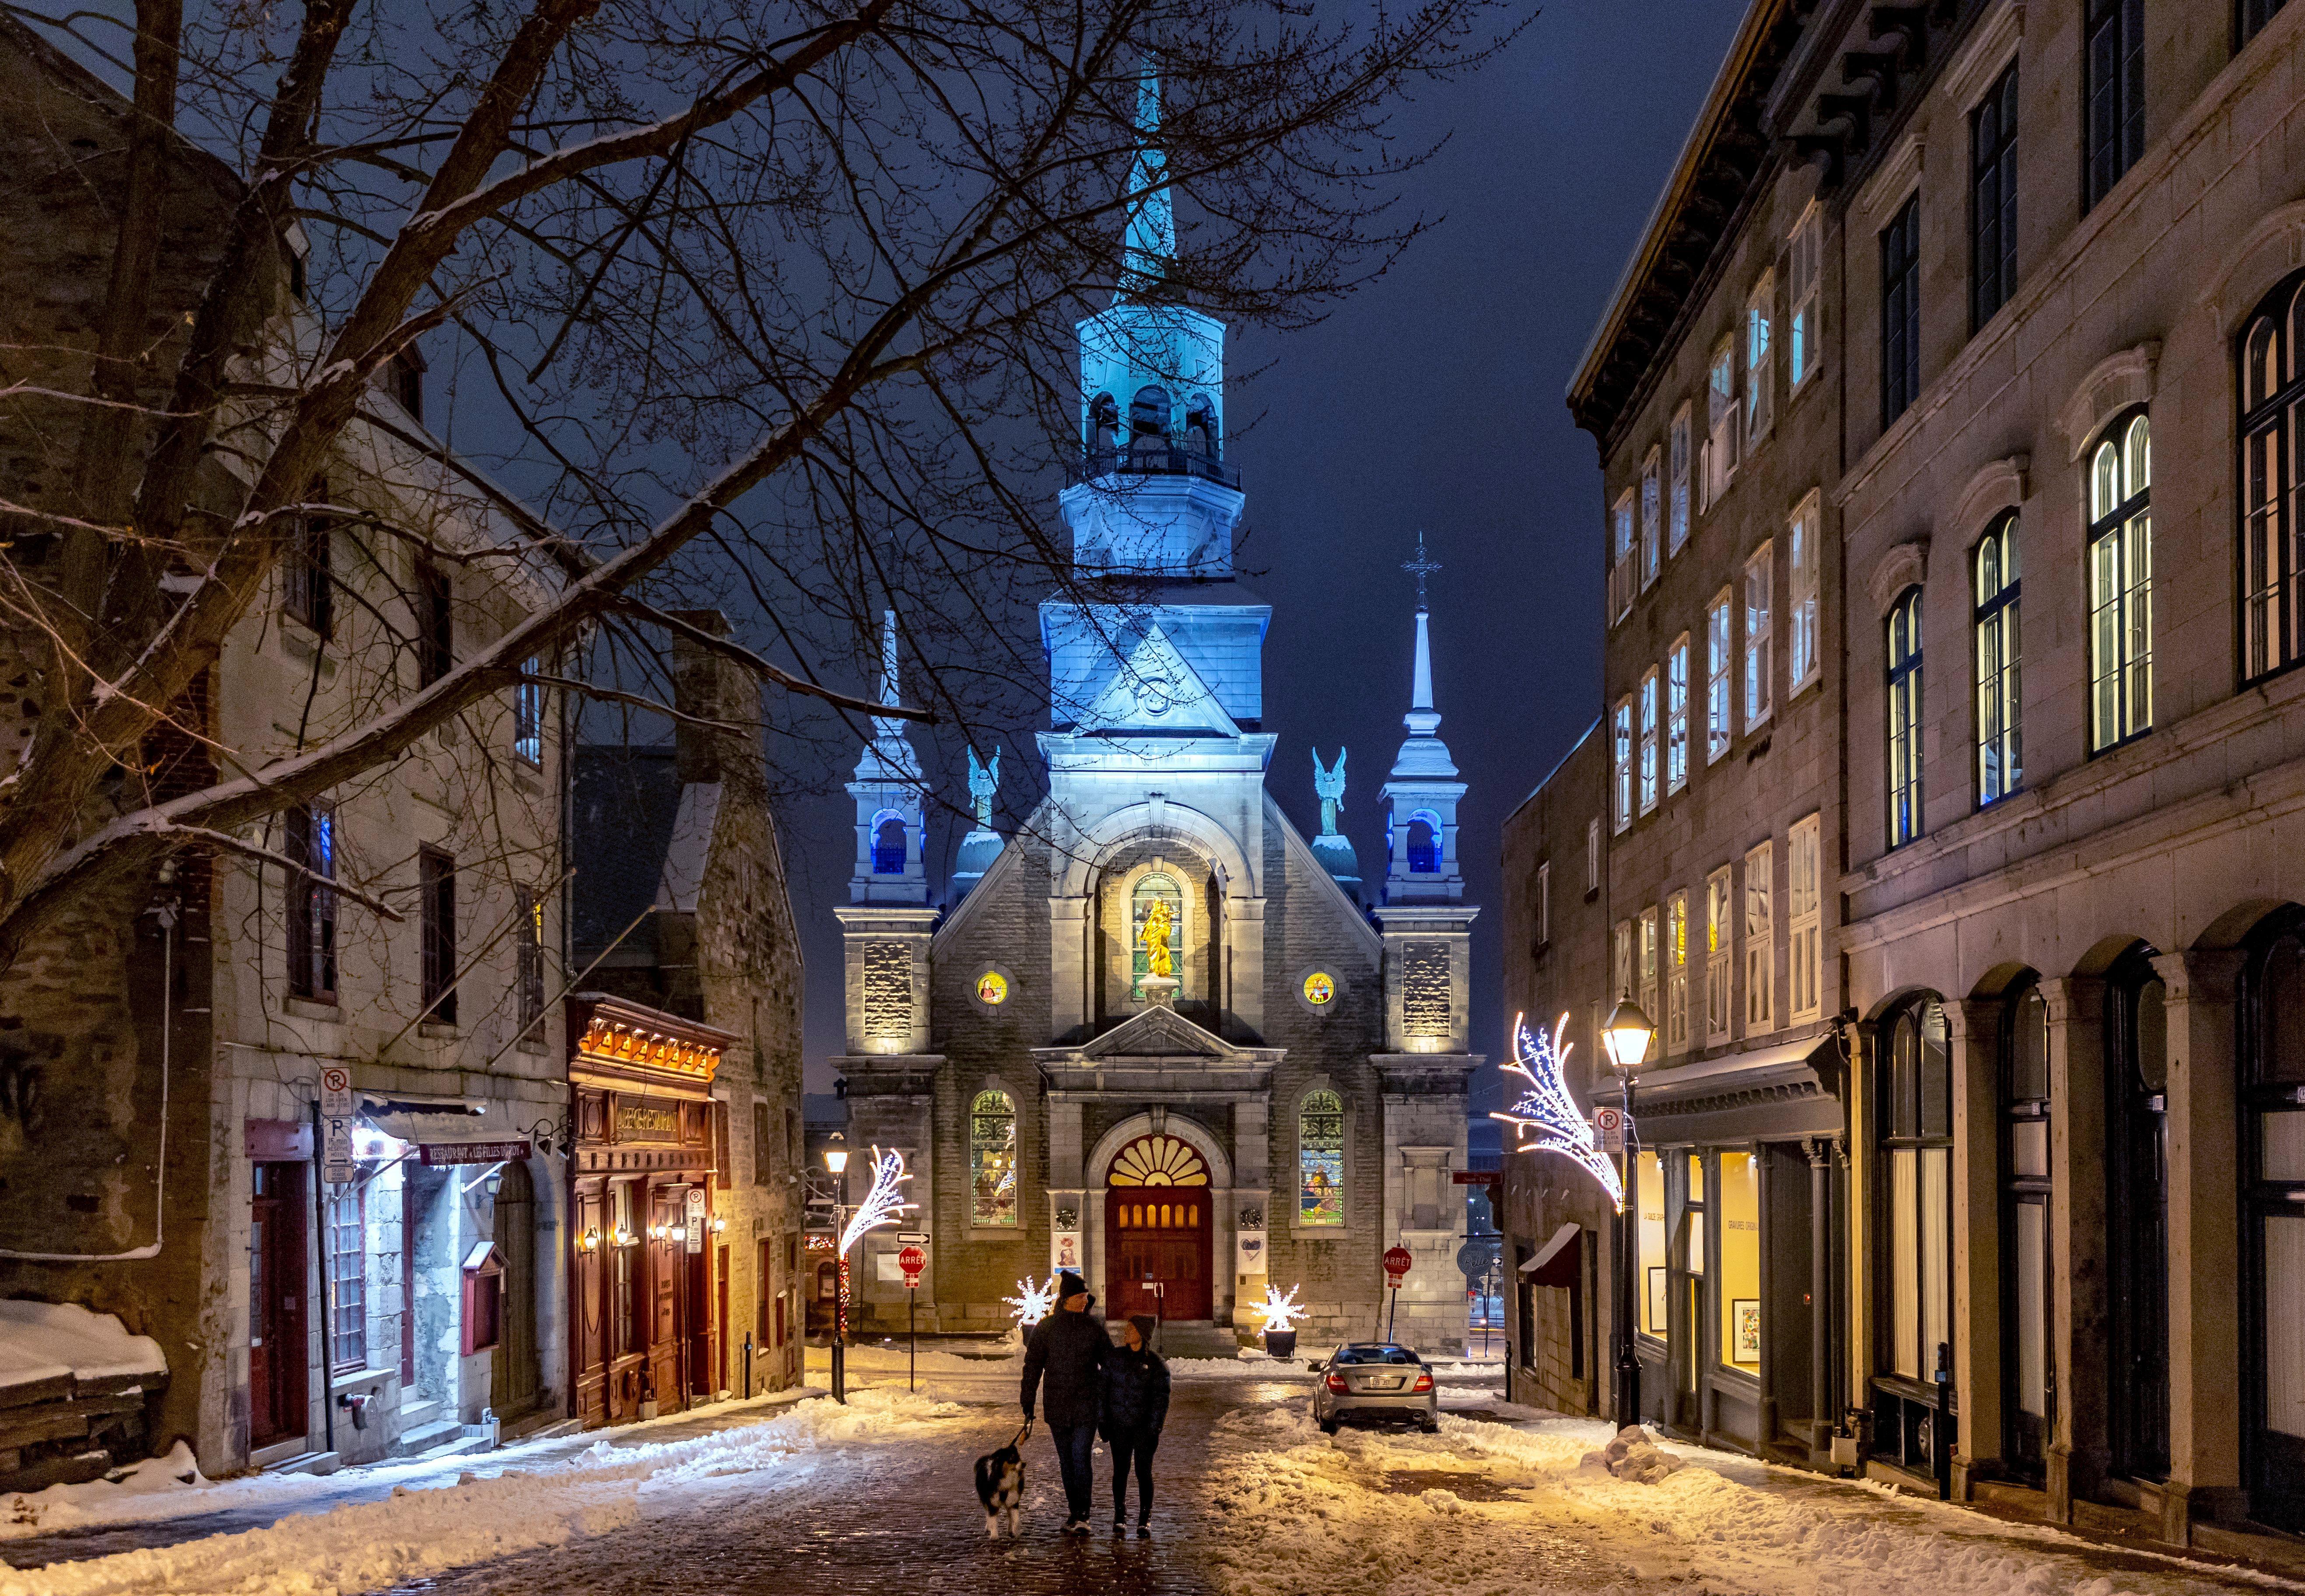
[1491,1012,1624,1211]
[1119,67,1175,295]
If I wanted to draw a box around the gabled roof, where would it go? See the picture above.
[1038,1002,1284,1066]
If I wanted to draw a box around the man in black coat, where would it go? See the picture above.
[1021,1271,1107,1534]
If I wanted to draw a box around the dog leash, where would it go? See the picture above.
[1010,1416,1035,1447]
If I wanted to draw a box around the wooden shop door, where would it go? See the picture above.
[248,1161,309,1448]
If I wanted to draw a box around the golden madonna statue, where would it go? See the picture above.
[1139,897,1176,978]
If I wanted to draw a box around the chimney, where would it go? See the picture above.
[668,609,735,784]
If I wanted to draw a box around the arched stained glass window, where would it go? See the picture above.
[970,1089,1018,1227]
[1130,872,1185,1001]
[1299,1089,1345,1227]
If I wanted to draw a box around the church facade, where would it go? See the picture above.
[831,97,1480,1352]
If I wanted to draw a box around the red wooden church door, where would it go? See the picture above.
[1104,1134,1212,1321]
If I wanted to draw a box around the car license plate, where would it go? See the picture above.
[1366,1376,1403,1390]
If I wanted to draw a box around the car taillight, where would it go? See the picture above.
[1326,1372,1350,1392]
[1412,1372,1434,1393]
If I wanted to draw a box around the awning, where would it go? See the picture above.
[1521,1222,1582,1288]
[356,1094,500,1155]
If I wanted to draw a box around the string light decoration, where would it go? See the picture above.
[839,1145,917,1255]
[1491,1011,1624,1211]
[1249,1283,1308,1334]
[1005,1275,1058,1328]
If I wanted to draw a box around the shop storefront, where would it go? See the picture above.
[566,995,734,1429]
[1630,1038,1846,1466]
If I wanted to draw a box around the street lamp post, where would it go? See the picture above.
[1602,998,1656,1432]
[825,1135,850,1404]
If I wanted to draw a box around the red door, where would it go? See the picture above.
[248,1162,309,1448]
[1105,1188,1211,1321]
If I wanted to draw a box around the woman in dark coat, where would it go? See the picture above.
[1099,1313,1171,1536]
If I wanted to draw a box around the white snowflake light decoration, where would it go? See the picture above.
[1491,1011,1624,1211]
[1250,1283,1308,1334]
[839,1144,916,1255]
[1005,1274,1058,1328]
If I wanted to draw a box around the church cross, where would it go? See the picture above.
[1401,531,1441,611]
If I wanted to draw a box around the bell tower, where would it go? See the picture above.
[835,611,935,1057]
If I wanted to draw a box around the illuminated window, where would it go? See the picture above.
[1669,402,1693,554]
[1638,667,1659,816]
[1665,892,1690,1054]
[1703,337,1737,508]
[287,804,337,1003]
[514,658,545,767]
[1745,270,1775,446]
[1719,1151,1760,1370]
[1788,494,1821,694]
[1638,906,1658,1030]
[1744,840,1774,1033]
[1789,816,1822,1023]
[1707,590,1733,763]
[1789,204,1822,388]
[2088,413,2152,750]
[517,885,546,1041]
[1610,489,1637,623]
[1976,514,2023,801]
[1636,1151,1667,1339]
[1879,1000,1953,1381]
[1640,447,1662,589]
[2242,273,2305,681]
[1130,872,1185,1000]
[1612,697,1634,834]
[1303,970,1336,1007]
[970,1089,1018,1227]
[1744,542,1773,730]
[1706,866,1733,1046]
[1888,588,1925,847]
[1298,1090,1345,1226]
[1666,635,1690,794]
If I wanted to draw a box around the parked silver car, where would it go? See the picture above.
[1311,1342,1438,1433]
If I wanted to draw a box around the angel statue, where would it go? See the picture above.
[967,745,1001,828]
[1312,748,1347,836]
[1140,896,1176,979]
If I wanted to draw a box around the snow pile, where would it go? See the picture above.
[1581,1424,1683,1484]
[3,1389,970,1595]
[0,1301,165,1393]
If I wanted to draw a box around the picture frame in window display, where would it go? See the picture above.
[1647,1266,1669,1333]
[1733,1299,1760,1364]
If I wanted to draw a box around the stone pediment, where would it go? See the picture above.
[1034,1005,1284,1083]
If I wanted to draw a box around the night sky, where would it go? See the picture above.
[790,0,1752,1139]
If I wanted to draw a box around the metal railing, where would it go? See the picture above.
[1067,441,1240,489]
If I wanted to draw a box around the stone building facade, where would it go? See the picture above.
[1825,0,2305,1551]
[570,613,810,1412]
[0,18,570,1481]
[1525,0,2305,1561]
[831,98,1480,1355]
[1560,0,1856,1468]
[1497,721,1613,1418]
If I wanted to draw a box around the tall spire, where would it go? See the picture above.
[1119,66,1175,298]
[1381,534,1465,906]
[857,608,923,786]
[1403,532,1440,711]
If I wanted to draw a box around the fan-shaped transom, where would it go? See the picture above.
[1108,1134,1209,1187]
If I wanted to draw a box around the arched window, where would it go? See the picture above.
[1407,811,1441,873]
[1298,1089,1344,1227]
[2001,980,2051,1478]
[970,1088,1018,1227]
[2245,910,2305,1530]
[871,811,908,874]
[1872,998,1952,1475]
[1185,395,1217,459]
[1089,392,1120,453]
[1129,385,1171,453]
[1975,515,2022,805]
[2088,411,2153,751]
[2242,274,2305,682]
[1130,872,1185,1001]
[1887,588,1924,847]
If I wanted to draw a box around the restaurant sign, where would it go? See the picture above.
[613,1099,683,1145]
[420,1141,532,1166]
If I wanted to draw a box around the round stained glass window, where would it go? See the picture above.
[1303,971,1335,1006]
[976,970,1009,1006]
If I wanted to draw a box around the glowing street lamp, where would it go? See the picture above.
[1601,998,1654,1432]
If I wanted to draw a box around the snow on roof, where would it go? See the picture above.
[0,1299,167,1392]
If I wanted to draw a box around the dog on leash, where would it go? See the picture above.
[974,1426,1028,1539]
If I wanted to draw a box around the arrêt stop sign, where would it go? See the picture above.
[897,1244,926,1287]
[1383,1245,1413,1288]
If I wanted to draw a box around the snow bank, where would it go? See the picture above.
[2,1390,970,1596]
[0,1302,165,1393]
